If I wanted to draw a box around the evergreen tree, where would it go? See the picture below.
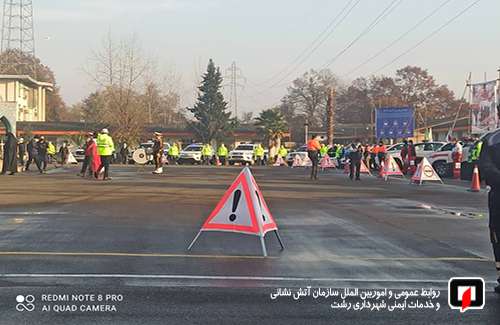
[188,59,236,143]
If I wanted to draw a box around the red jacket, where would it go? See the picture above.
[85,140,101,172]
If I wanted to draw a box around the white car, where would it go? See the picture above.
[72,148,86,162]
[228,143,257,165]
[387,142,445,168]
[428,142,473,177]
[286,145,308,166]
[178,143,203,165]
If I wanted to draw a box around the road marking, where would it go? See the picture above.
[0,251,277,260]
[0,251,491,262]
[0,273,497,285]
[0,212,68,215]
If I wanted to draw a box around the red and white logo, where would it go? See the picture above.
[448,277,485,313]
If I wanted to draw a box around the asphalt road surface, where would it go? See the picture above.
[0,164,499,324]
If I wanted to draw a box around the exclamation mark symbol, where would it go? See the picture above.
[229,190,242,222]
[255,191,266,221]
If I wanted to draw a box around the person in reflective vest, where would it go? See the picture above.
[479,104,500,294]
[278,145,288,158]
[168,142,180,165]
[47,141,56,165]
[307,134,322,180]
[254,144,265,166]
[202,144,213,165]
[377,141,387,167]
[469,140,483,165]
[217,144,228,166]
[96,128,115,181]
[320,144,329,157]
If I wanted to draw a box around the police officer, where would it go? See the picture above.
[168,142,180,165]
[217,143,228,166]
[96,128,115,181]
[202,144,213,165]
[152,132,164,174]
[479,103,500,294]
[254,144,265,166]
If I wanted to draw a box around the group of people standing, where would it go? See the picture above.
[1,135,74,175]
[78,128,115,180]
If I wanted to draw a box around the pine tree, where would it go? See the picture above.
[188,59,236,143]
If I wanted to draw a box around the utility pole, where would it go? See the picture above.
[304,118,309,144]
[1,0,36,76]
[326,87,335,147]
[224,61,246,120]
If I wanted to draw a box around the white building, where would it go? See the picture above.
[0,75,53,124]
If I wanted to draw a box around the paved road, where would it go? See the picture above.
[0,165,498,324]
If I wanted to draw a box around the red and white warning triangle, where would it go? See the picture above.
[411,157,443,185]
[201,167,278,236]
[383,154,404,180]
[320,155,336,169]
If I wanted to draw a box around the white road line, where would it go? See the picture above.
[0,274,497,284]
[0,212,68,215]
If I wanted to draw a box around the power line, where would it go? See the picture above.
[369,0,482,76]
[321,0,404,70]
[261,0,362,88]
[263,0,402,91]
[343,0,454,77]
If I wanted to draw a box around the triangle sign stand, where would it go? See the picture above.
[320,154,336,170]
[187,167,284,257]
[411,157,443,185]
[383,155,404,181]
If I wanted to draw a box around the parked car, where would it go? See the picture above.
[387,142,445,169]
[178,143,204,165]
[72,148,86,162]
[428,142,473,177]
[228,143,257,165]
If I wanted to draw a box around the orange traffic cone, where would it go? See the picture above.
[469,165,481,192]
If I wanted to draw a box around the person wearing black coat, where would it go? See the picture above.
[348,144,363,181]
[37,137,49,173]
[1,116,17,175]
[479,104,500,294]
[1,132,17,175]
[25,136,40,171]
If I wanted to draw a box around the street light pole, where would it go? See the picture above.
[304,118,309,144]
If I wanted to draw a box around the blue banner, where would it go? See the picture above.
[376,107,414,139]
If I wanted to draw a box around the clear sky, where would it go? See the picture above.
[28,0,500,116]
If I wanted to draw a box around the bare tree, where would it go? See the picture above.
[86,33,149,143]
[286,69,339,129]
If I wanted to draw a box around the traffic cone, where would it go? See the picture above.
[469,165,481,192]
